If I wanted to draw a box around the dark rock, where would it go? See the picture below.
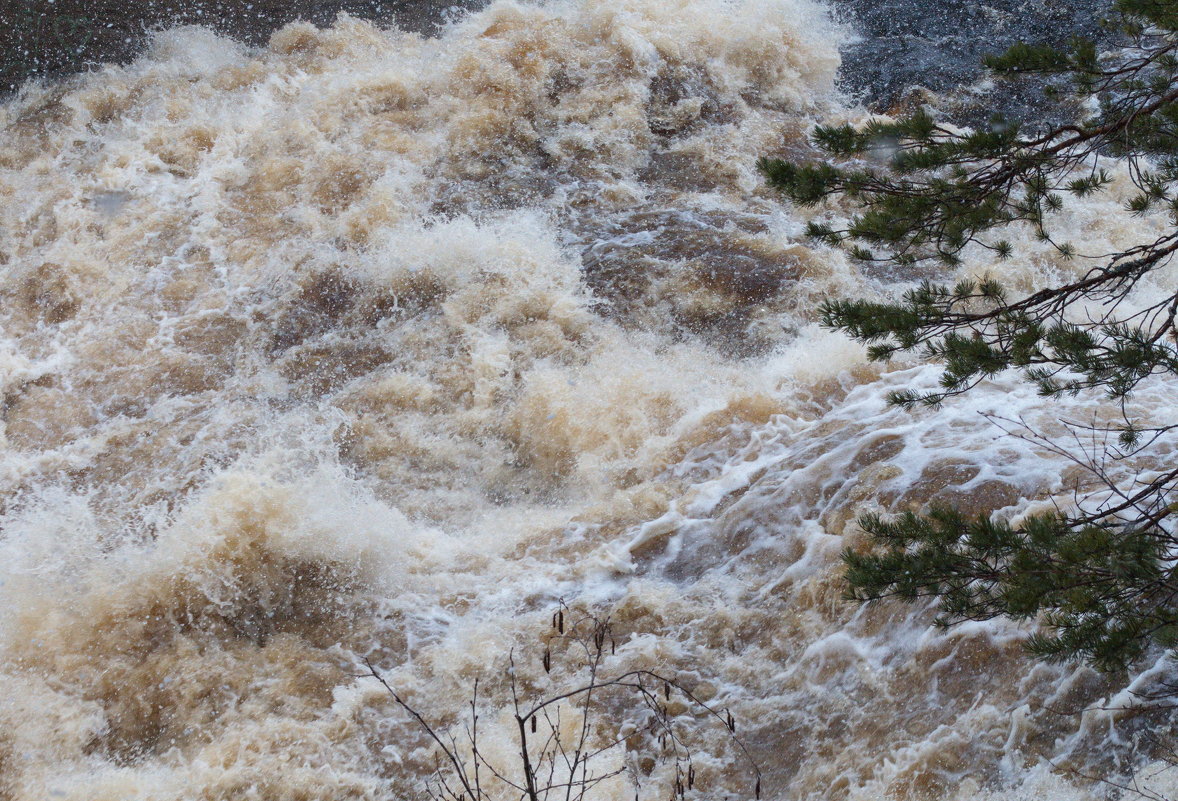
[831,0,1116,124]
[2,0,1116,120]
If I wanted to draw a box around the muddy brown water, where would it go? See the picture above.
[2,0,1170,799]
[2,0,468,92]
[5,0,1111,105]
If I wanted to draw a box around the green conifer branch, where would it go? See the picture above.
[762,0,1178,673]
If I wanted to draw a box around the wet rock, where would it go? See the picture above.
[6,0,1115,112]
[832,0,1116,125]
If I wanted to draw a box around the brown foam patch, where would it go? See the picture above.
[2,476,393,776]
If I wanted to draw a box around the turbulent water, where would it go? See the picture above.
[2,1,1177,799]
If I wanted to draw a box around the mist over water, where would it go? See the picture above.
[1,1,1176,799]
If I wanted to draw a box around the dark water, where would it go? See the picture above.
[4,0,1112,105]
[1,0,468,93]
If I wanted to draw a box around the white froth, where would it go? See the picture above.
[0,0,1173,798]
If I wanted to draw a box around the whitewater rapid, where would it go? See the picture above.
[0,0,1175,798]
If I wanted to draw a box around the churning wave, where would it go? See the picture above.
[0,0,1174,798]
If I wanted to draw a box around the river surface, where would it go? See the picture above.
[2,0,1110,102]
[0,1,1174,799]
